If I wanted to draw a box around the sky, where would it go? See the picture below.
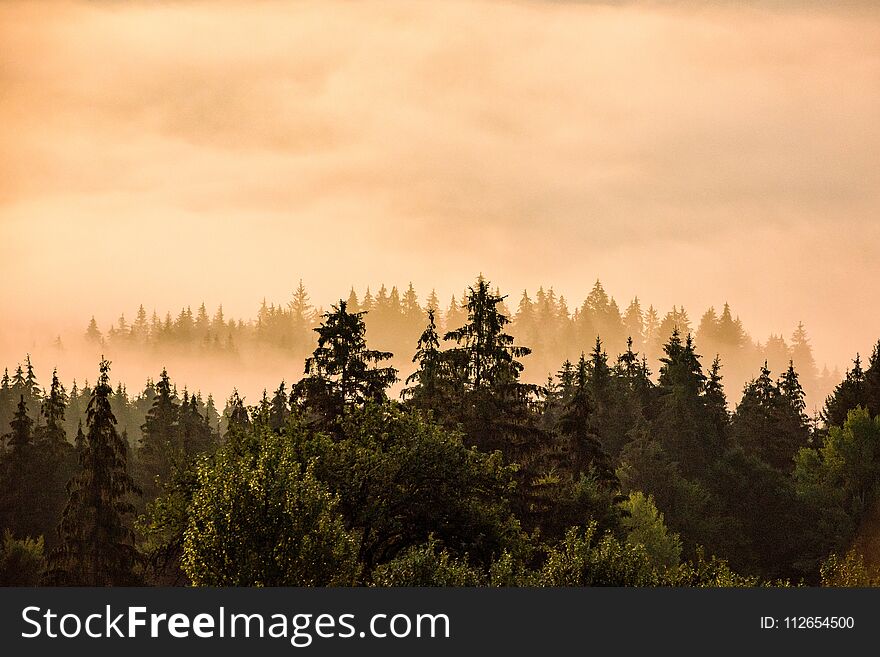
[1,0,879,378]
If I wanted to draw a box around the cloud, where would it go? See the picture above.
[0,0,879,370]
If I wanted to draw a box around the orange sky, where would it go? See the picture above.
[1,0,879,377]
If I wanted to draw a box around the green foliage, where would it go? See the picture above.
[443,279,537,456]
[557,353,617,486]
[803,408,880,516]
[50,359,141,586]
[820,550,880,587]
[4,282,880,588]
[662,549,764,587]
[371,539,483,587]
[792,408,880,577]
[539,523,656,587]
[294,300,397,424]
[620,491,682,570]
[823,355,869,429]
[182,431,360,586]
[731,361,811,472]
[402,308,460,414]
[0,530,45,586]
[307,403,522,575]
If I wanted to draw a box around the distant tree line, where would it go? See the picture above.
[78,279,838,410]
[2,277,880,587]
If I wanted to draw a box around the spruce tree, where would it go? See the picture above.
[269,381,290,432]
[558,354,617,486]
[6,396,33,451]
[704,356,729,440]
[294,300,397,422]
[775,360,812,463]
[41,369,67,445]
[224,390,251,439]
[732,361,811,472]
[443,279,536,455]
[730,362,777,463]
[138,368,180,500]
[652,330,718,476]
[444,280,530,391]
[85,317,102,344]
[50,359,140,585]
[402,308,457,413]
[822,354,868,428]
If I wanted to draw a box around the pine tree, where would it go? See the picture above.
[0,369,11,445]
[730,362,777,462]
[41,369,67,445]
[294,300,397,421]
[443,279,536,455]
[24,354,40,403]
[402,283,421,324]
[361,287,374,314]
[426,289,440,315]
[732,361,810,472]
[822,354,868,428]
[345,288,360,314]
[204,394,221,435]
[50,359,140,585]
[290,280,314,349]
[402,308,457,413]
[445,280,531,391]
[195,303,210,338]
[6,396,33,450]
[652,330,718,476]
[138,368,180,499]
[269,382,290,432]
[444,294,465,335]
[10,364,25,396]
[775,360,812,461]
[85,317,102,344]
[224,390,251,439]
[623,298,645,351]
[717,303,748,349]
[177,392,215,456]
[704,356,729,439]
[558,354,617,486]
[643,305,661,362]
[790,322,818,402]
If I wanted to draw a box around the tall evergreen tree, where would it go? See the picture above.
[85,317,102,344]
[294,300,397,422]
[652,330,717,477]
[443,279,536,455]
[558,355,617,486]
[269,381,290,432]
[137,368,180,499]
[6,396,33,451]
[704,356,729,440]
[50,359,140,585]
[41,369,67,445]
[224,390,250,439]
[444,280,530,391]
[822,354,868,429]
[402,308,457,413]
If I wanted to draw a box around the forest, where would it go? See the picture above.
[76,278,839,412]
[1,277,879,587]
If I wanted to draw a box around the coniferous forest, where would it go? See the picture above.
[2,277,880,587]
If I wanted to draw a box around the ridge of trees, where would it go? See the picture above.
[79,279,837,409]
[1,277,879,587]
